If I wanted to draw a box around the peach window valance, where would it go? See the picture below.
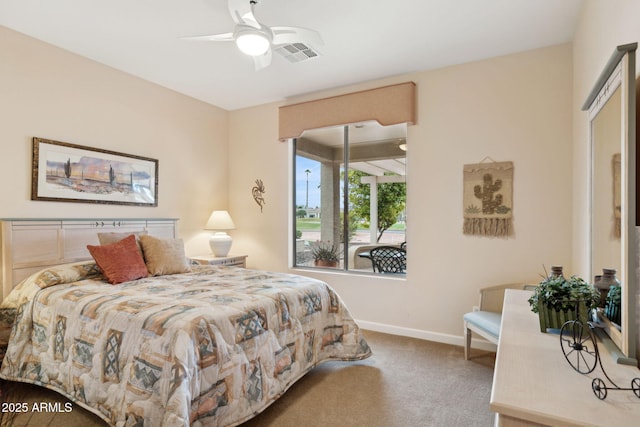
[278,81,416,141]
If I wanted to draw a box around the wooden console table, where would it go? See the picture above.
[490,289,640,426]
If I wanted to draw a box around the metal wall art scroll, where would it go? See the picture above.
[463,159,514,237]
[32,137,158,206]
[252,179,265,212]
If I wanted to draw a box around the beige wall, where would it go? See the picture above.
[0,26,228,256]
[572,0,640,359]
[228,44,574,344]
[7,1,636,349]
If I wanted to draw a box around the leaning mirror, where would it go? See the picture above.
[583,43,637,364]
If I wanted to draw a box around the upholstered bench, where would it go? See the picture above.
[463,310,502,359]
[463,283,532,360]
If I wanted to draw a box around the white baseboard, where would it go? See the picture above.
[357,319,498,352]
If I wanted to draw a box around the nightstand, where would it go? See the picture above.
[190,254,247,267]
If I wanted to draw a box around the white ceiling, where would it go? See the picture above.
[0,0,584,111]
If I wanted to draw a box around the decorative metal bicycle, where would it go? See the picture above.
[559,303,640,400]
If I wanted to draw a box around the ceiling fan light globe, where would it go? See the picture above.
[236,33,270,56]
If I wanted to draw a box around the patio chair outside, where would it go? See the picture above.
[369,246,406,274]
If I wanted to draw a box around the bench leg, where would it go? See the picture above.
[464,325,471,360]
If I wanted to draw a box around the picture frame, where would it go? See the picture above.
[32,137,158,206]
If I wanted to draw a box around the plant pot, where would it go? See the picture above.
[605,302,621,325]
[537,301,588,333]
[314,260,338,268]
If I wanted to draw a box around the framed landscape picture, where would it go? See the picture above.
[32,137,158,206]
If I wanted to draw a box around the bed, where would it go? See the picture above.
[0,219,371,426]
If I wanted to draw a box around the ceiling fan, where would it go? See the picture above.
[183,0,323,70]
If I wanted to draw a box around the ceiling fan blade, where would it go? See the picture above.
[228,0,261,29]
[181,32,235,42]
[253,49,272,70]
[271,26,323,48]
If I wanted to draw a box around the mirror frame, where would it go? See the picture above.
[583,43,637,363]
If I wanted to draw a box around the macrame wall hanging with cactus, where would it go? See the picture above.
[463,159,514,237]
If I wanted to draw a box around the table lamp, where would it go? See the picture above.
[205,210,236,257]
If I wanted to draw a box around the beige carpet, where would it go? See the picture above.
[0,331,496,426]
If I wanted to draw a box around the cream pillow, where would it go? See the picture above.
[139,235,191,276]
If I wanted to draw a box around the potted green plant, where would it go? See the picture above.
[311,241,340,267]
[604,285,622,325]
[528,274,600,333]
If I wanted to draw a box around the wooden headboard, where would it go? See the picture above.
[0,218,177,300]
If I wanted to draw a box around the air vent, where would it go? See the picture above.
[273,43,320,63]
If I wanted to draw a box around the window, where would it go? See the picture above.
[293,122,407,273]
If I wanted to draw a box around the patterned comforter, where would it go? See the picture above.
[0,262,371,426]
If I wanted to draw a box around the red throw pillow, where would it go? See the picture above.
[87,234,149,284]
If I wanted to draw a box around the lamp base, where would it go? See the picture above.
[210,232,232,257]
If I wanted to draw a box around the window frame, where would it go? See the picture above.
[291,124,407,275]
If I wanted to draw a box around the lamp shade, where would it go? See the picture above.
[205,210,236,230]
